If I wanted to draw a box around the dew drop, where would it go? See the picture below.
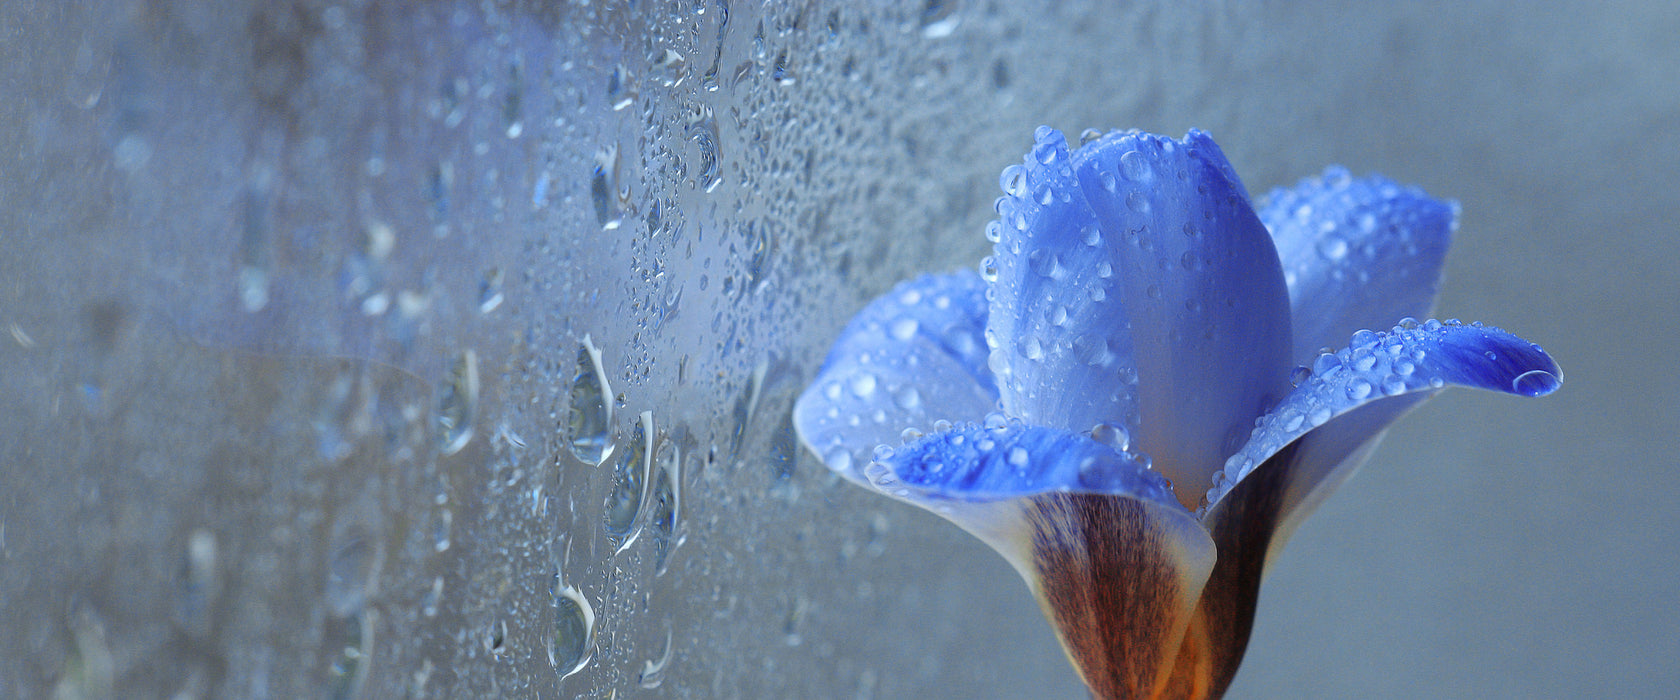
[849,372,877,398]
[1345,378,1373,400]
[1289,366,1312,387]
[1008,446,1031,469]
[1119,150,1152,181]
[1017,335,1044,360]
[1511,369,1561,397]
[1317,234,1349,261]
[895,386,922,410]
[824,447,853,472]
[1033,140,1059,164]
[1090,422,1130,452]
[1000,165,1027,197]
[889,318,919,341]
[1125,190,1150,213]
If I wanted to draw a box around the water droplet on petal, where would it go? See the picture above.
[1008,446,1030,469]
[889,318,919,341]
[1511,369,1560,397]
[1124,190,1150,213]
[1119,150,1152,182]
[1317,234,1349,261]
[849,373,877,398]
[1090,422,1130,452]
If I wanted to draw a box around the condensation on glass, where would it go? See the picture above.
[3,1,1606,698]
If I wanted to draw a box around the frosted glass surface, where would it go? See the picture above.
[1,1,1675,698]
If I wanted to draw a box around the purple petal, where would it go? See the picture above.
[792,271,998,485]
[1205,320,1562,517]
[984,127,1139,437]
[1072,130,1294,508]
[1259,167,1456,365]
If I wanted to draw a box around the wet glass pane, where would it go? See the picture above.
[1,2,1674,698]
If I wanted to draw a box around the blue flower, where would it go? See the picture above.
[793,127,1562,699]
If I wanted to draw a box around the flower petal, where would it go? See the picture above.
[873,422,1216,699]
[792,271,997,486]
[1073,130,1294,508]
[1259,167,1456,365]
[985,127,1139,436]
[1165,320,1560,698]
[1205,319,1563,525]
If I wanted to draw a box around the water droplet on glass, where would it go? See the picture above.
[550,585,596,679]
[638,624,675,689]
[605,412,655,548]
[568,336,614,465]
[477,268,505,314]
[591,145,623,230]
[438,350,478,456]
[326,610,371,700]
[650,439,682,575]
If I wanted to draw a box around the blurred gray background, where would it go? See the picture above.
[2,1,1674,698]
